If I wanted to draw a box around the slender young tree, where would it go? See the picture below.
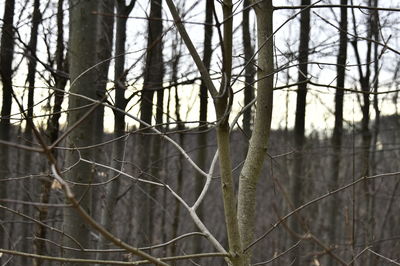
[63,0,100,260]
[0,0,15,252]
[165,0,274,264]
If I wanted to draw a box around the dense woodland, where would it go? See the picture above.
[0,0,400,265]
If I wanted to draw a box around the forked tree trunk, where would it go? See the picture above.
[165,0,273,264]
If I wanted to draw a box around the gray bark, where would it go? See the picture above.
[99,0,136,259]
[64,0,100,261]
[237,2,274,264]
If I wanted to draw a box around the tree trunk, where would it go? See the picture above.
[291,1,310,264]
[242,0,256,136]
[0,0,15,253]
[237,2,274,264]
[328,2,347,265]
[64,0,100,261]
[37,0,68,263]
[351,2,374,262]
[91,0,115,231]
[22,1,41,264]
[99,0,136,259]
[138,0,163,246]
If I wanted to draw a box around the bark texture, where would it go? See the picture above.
[0,0,15,252]
[64,0,100,261]
[237,2,274,263]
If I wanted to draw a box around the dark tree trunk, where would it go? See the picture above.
[0,0,15,253]
[99,0,136,260]
[351,0,375,262]
[21,1,42,264]
[291,0,310,264]
[140,0,163,126]
[242,0,255,136]
[36,0,68,263]
[328,2,348,264]
[138,0,163,246]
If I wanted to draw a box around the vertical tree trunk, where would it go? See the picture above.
[351,2,374,262]
[138,0,163,246]
[237,1,274,264]
[242,0,256,136]
[195,0,213,255]
[99,0,136,259]
[36,0,68,263]
[328,2,347,265]
[64,0,100,261]
[368,2,379,265]
[0,0,15,253]
[22,1,41,264]
[91,0,115,228]
[291,1,310,264]
[213,1,245,264]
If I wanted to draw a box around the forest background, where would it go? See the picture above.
[1,0,400,265]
